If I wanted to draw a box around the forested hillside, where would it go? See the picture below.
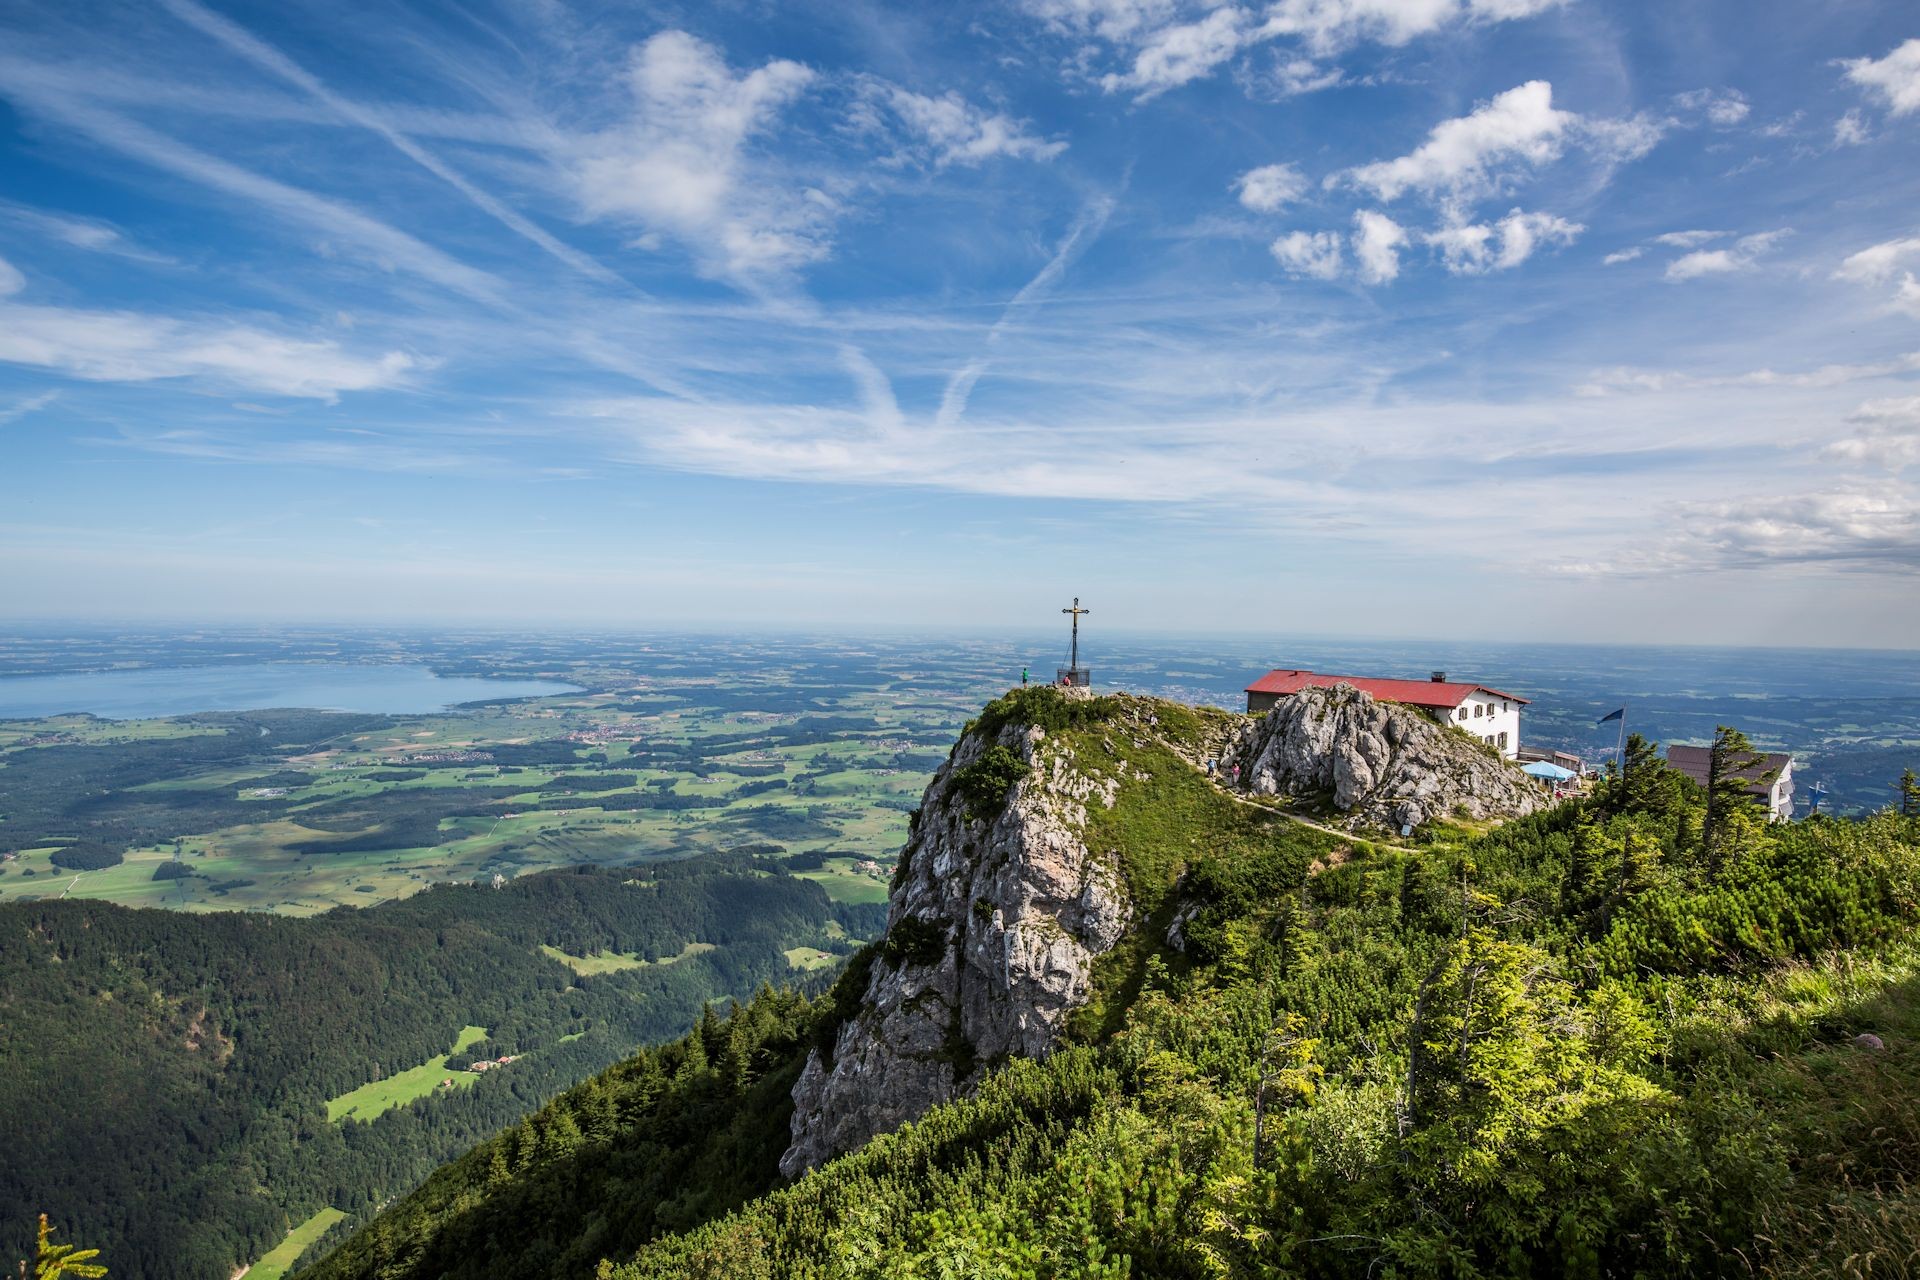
[305,689,1920,1280]
[0,855,880,1280]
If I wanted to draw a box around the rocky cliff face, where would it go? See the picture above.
[779,701,1130,1177]
[1231,684,1542,830]
[779,685,1544,1178]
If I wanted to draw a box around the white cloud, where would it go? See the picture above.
[1896,275,1920,319]
[1099,6,1250,99]
[1664,230,1788,281]
[1834,110,1870,146]
[1678,489,1920,570]
[1825,395,1920,470]
[1601,246,1643,265]
[573,31,822,283]
[0,269,419,400]
[1339,80,1573,200]
[1234,162,1308,212]
[0,254,23,297]
[1561,487,1920,576]
[1426,208,1581,273]
[1352,209,1407,283]
[1675,87,1750,126]
[1653,229,1726,249]
[1261,0,1567,55]
[1270,229,1343,278]
[1271,57,1346,96]
[1833,237,1920,317]
[1060,0,1564,98]
[1835,236,1920,285]
[1843,38,1920,117]
[870,85,1066,166]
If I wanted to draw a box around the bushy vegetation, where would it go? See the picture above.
[308,705,1920,1280]
[0,857,849,1280]
[951,745,1030,822]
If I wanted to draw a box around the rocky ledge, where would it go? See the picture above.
[1230,683,1543,830]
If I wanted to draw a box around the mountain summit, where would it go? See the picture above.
[301,686,1920,1280]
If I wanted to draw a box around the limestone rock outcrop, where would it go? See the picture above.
[778,713,1129,1177]
[1231,684,1542,830]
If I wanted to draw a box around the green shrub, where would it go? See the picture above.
[952,745,1031,823]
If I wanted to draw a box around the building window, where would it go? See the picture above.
[1498,732,1508,749]
[1474,704,1484,718]
[1457,708,1468,721]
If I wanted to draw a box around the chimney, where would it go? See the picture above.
[1431,671,1447,683]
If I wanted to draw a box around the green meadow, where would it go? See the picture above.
[247,1206,348,1280]
[539,940,716,975]
[326,1025,489,1123]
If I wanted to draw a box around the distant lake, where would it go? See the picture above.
[0,663,580,720]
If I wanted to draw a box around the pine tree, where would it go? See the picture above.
[21,1215,107,1279]
[1703,724,1774,875]
[1900,767,1920,819]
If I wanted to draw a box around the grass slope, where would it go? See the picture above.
[248,1207,347,1280]
[326,1026,488,1123]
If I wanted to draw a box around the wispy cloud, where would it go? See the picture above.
[1664,229,1789,281]
[0,64,504,301]
[155,0,619,285]
[0,257,419,399]
[0,199,176,263]
[1576,350,1920,397]
[858,81,1067,167]
[0,389,59,424]
[935,194,1116,427]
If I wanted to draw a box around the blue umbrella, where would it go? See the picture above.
[1522,761,1576,781]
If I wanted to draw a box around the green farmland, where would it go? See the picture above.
[0,643,989,917]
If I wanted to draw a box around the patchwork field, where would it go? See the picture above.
[0,641,1001,915]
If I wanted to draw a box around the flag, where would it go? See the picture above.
[1597,708,1624,725]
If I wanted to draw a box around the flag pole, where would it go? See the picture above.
[1616,707,1628,775]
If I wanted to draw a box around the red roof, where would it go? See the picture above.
[1244,669,1529,709]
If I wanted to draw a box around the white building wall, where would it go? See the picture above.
[1768,761,1795,822]
[1440,691,1523,759]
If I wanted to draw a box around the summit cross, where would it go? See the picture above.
[1061,597,1090,685]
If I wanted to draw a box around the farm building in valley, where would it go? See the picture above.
[1245,668,1528,760]
[1665,745,1796,822]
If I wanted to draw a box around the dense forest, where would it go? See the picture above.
[0,855,879,1280]
[304,692,1920,1280]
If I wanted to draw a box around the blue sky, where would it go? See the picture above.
[1,0,1917,645]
